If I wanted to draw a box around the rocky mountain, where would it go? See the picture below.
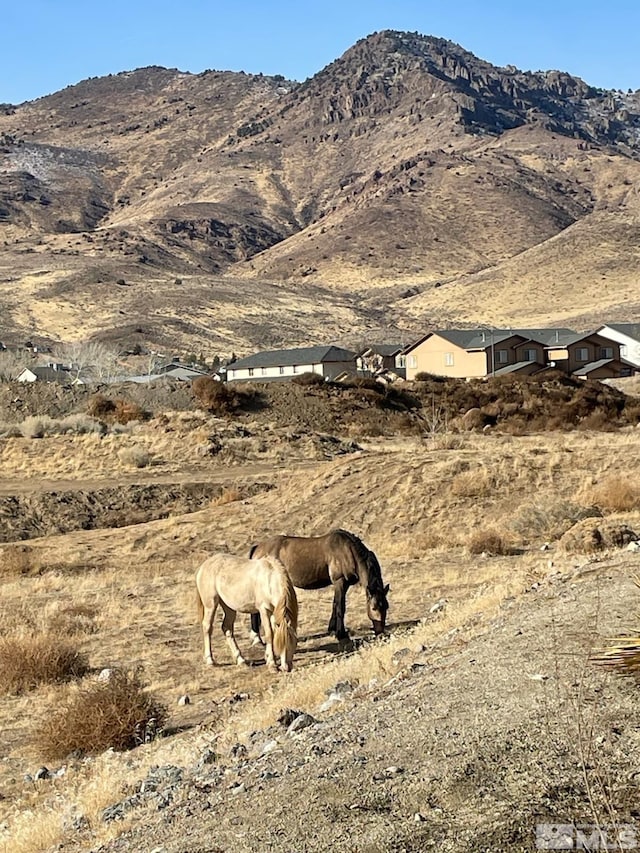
[1,30,639,356]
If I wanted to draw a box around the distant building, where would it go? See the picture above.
[16,363,71,384]
[596,323,640,370]
[226,345,357,382]
[401,327,632,380]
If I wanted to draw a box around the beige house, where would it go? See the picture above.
[401,328,630,380]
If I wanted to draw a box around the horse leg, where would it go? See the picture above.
[202,596,218,666]
[221,604,246,666]
[329,578,350,641]
[249,611,265,647]
[260,606,277,670]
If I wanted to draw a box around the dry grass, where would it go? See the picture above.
[467,528,511,556]
[0,634,88,695]
[0,545,41,577]
[1,428,640,851]
[32,668,167,760]
[211,485,243,506]
[581,475,640,513]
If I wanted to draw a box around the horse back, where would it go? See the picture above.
[251,534,332,589]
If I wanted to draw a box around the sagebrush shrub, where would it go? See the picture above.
[0,634,87,695]
[33,668,167,759]
[467,529,510,556]
[117,446,151,468]
[585,476,640,513]
[19,415,56,438]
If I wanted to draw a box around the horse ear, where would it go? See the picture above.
[384,584,390,595]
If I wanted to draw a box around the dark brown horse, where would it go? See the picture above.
[249,529,388,642]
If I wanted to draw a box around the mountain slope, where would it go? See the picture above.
[0,30,639,354]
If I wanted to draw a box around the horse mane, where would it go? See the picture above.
[268,557,298,659]
[333,528,384,595]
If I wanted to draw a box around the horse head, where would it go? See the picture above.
[365,551,389,635]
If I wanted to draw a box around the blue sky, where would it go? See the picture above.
[3,0,639,104]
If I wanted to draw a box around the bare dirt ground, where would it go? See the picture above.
[1,386,640,853]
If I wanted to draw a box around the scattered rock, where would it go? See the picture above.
[177,694,190,705]
[287,713,317,735]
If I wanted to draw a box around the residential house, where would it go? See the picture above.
[595,323,640,371]
[402,327,631,381]
[226,345,357,383]
[402,329,573,380]
[16,363,71,384]
[544,331,631,379]
[356,344,406,380]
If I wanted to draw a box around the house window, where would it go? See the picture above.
[248,368,254,376]
[293,365,298,373]
[261,367,268,375]
[497,349,509,364]
[523,349,537,362]
[407,355,417,368]
[620,344,628,356]
[396,355,406,368]
[600,347,613,359]
[279,366,285,374]
[576,347,589,362]
[444,352,454,366]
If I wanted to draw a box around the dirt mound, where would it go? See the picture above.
[0,481,272,544]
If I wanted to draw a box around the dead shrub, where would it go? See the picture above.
[117,446,151,468]
[451,468,494,498]
[113,399,147,424]
[87,393,116,419]
[48,604,99,636]
[583,476,640,513]
[0,634,88,695]
[467,529,510,556]
[0,544,40,577]
[291,372,326,387]
[211,486,243,506]
[192,377,262,415]
[32,668,167,760]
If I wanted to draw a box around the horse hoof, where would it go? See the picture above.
[236,657,247,666]
[250,635,265,647]
[204,659,215,667]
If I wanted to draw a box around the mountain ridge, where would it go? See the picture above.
[1,30,639,356]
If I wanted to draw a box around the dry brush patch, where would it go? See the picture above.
[0,633,88,695]
[32,668,167,761]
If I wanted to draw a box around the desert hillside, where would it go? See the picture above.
[1,30,639,355]
[1,376,640,852]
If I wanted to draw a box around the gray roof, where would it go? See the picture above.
[24,366,70,383]
[492,361,541,376]
[359,344,404,356]
[599,323,640,341]
[572,359,615,375]
[229,345,357,370]
[413,328,578,352]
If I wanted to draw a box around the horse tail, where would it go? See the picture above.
[248,543,259,559]
[272,565,298,661]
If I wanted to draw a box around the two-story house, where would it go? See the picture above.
[401,328,630,381]
[595,323,640,371]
